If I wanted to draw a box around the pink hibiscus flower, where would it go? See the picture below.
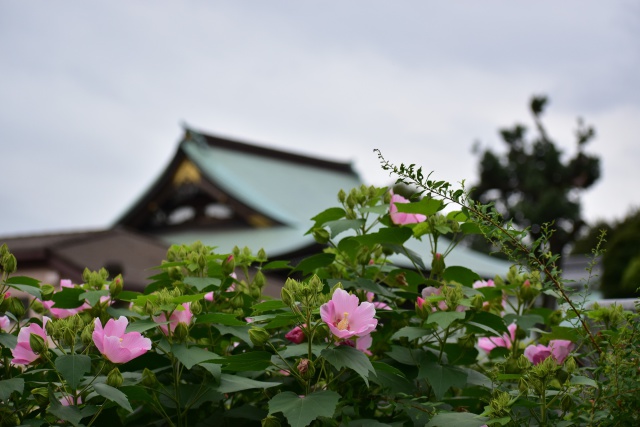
[389,193,427,225]
[93,317,152,363]
[153,303,193,336]
[478,323,517,354]
[11,317,52,365]
[285,325,305,344]
[524,339,573,365]
[320,288,377,340]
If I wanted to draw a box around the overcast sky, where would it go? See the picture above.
[1,1,639,237]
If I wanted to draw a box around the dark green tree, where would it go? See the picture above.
[470,96,600,277]
[573,209,640,298]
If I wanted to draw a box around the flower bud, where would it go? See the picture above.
[281,288,294,307]
[31,299,45,314]
[141,368,158,388]
[109,274,124,298]
[471,294,485,311]
[2,253,17,274]
[31,387,49,406]
[40,284,56,301]
[173,323,189,342]
[29,333,47,355]
[564,356,577,374]
[253,271,267,289]
[81,323,95,346]
[262,415,282,427]
[312,228,330,245]
[548,310,563,326]
[337,189,346,203]
[297,358,315,379]
[190,300,202,315]
[257,248,268,263]
[7,297,25,318]
[107,367,124,388]
[249,327,271,347]
[431,253,445,277]
[45,320,56,336]
[222,255,236,276]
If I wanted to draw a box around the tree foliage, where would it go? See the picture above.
[471,96,600,260]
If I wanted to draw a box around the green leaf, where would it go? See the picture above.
[461,222,482,234]
[171,344,221,370]
[214,351,272,372]
[307,207,346,232]
[419,362,468,400]
[466,311,509,336]
[293,253,336,275]
[442,266,480,287]
[184,277,221,291]
[352,227,413,246]
[6,276,40,287]
[385,244,427,270]
[196,313,247,326]
[370,361,414,394]
[215,373,280,393]
[7,283,42,300]
[252,300,287,312]
[115,290,143,301]
[55,354,91,390]
[391,326,429,341]
[172,293,206,303]
[0,378,24,400]
[51,287,85,309]
[321,345,374,386]
[427,311,466,329]
[106,306,144,319]
[264,313,298,329]
[570,375,597,387]
[504,314,544,331]
[385,345,426,366]
[93,383,133,412]
[125,319,164,334]
[268,391,340,427]
[199,363,222,383]
[324,219,365,238]
[212,325,252,345]
[0,332,17,349]
[262,260,292,271]
[47,390,84,426]
[426,411,489,427]
[394,197,443,216]
[79,290,109,306]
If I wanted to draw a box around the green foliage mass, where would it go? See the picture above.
[471,95,600,261]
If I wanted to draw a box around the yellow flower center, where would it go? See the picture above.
[337,312,349,330]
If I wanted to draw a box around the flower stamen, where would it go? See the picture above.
[337,312,349,330]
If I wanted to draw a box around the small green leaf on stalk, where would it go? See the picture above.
[306,207,346,233]
[93,383,133,412]
[293,253,336,275]
[183,277,221,291]
[0,378,24,400]
[268,391,340,427]
[171,344,221,370]
[442,266,481,287]
[51,288,86,309]
[321,345,374,387]
[394,197,443,215]
[214,373,280,393]
[196,312,247,326]
[427,311,466,329]
[55,354,91,390]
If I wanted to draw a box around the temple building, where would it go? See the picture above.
[1,127,511,292]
